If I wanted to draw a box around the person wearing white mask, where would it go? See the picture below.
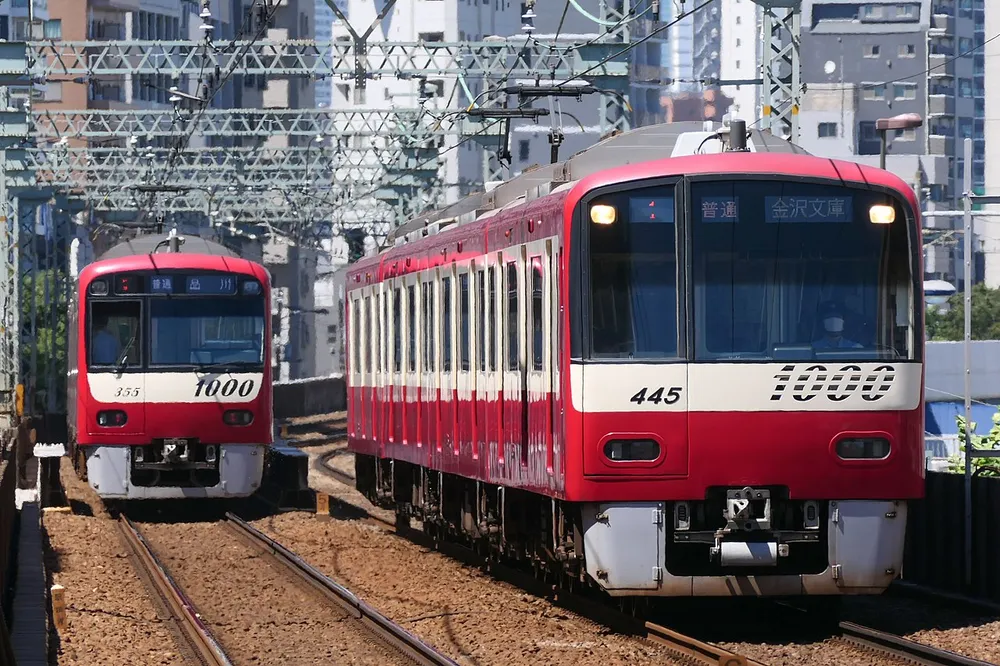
[812,301,862,349]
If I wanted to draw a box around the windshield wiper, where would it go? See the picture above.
[116,333,137,374]
[194,361,260,373]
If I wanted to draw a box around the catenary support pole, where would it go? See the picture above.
[962,136,972,590]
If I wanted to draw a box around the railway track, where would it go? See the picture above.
[836,621,995,666]
[314,447,762,666]
[312,441,999,666]
[115,515,233,666]
[221,512,460,666]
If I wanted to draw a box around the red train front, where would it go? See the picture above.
[346,122,924,599]
[68,232,273,500]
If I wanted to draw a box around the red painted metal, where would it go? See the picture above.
[345,152,925,504]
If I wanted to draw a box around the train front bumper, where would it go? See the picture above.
[580,499,906,596]
[83,444,265,499]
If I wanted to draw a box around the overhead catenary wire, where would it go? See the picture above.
[331,0,718,216]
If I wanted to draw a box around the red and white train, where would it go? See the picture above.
[345,120,924,599]
[68,231,273,500]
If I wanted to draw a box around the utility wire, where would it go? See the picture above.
[331,0,717,217]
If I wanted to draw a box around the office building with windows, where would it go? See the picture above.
[797,0,986,285]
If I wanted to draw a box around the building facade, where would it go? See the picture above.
[798,0,986,285]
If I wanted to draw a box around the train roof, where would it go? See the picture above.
[80,231,268,285]
[387,121,809,244]
[97,233,239,260]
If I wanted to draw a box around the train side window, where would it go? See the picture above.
[407,284,417,372]
[459,272,470,371]
[89,300,141,368]
[382,291,388,373]
[531,258,543,371]
[506,261,519,371]
[352,298,361,373]
[364,296,372,374]
[477,269,486,371]
[442,276,453,372]
[421,282,430,371]
[489,266,497,372]
[393,286,402,373]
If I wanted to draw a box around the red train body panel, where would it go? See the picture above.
[68,233,273,500]
[345,124,925,597]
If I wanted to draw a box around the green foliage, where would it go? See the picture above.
[19,268,69,412]
[947,410,1000,477]
[926,283,1000,341]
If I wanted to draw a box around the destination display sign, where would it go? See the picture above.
[764,196,853,224]
[110,273,256,296]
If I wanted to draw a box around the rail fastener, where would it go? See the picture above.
[839,621,996,666]
[223,512,460,666]
[116,516,233,666]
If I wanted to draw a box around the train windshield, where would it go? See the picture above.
[585,178,918,362]
[690,179,916,362]
[150,298,266,367]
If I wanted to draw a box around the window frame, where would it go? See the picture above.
[87,298,145,371]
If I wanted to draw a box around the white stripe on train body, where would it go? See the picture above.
[569,362,922,413]
[86,372,264,404]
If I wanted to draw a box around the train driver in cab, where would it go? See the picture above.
[812,300,862,349]
[92,315,123,365]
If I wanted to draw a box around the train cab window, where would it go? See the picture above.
[507,262,519,370]
[89,301,141,369]
[531,258,543,371]
[588,186,678,359]
[150,298,264,366]
[459,272,470,371]
[489,267,497,372]
[407,284,417,372]
[442,276,453,372]
[393,287,402,373]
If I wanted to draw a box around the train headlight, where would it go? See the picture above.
[603,439,660,462]
[89,280,108,296]
[835,437,890,460]
[590,203,617,226]
[869,204,895,225]
[97,410,127,427]
[223,410,254,426]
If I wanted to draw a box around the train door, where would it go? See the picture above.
[439,266,457,461]
[488,259,501,467]
[379,283,392,455]
[456,264,473,464]
[474,263,489,468]
[526,240,555,479]
[365,290,376,443]
[390,280,404,447]
[420,274,437,463]
[501,246,528,468]
[403,274,419,449]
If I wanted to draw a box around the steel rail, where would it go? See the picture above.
[839,621,995,666]
[222,512,460,666]
[116,516,233,666]
[644,621,760,666]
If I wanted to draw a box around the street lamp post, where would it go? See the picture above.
[875,113,924,170]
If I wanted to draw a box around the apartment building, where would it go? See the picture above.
[797,0,986,285]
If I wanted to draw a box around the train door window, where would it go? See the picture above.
[89,300,141,368]
[442,276,453,372]
[393,286,402,372]
[459,271,471,371]
[477,268,486,371]
[382,291,388,373]
[364,295,372,374]
[351,298,363,375]
[531,257,543,371]
[421,281,430,371]
[489,266,497,372]
[506,261,519,370]
[407,284,417,372]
